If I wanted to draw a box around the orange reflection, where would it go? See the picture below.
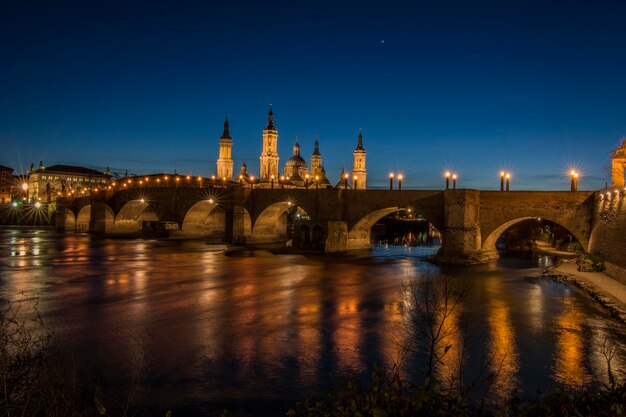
[485,278,519,405]
[554,300,589,388]
[434,301,463,391]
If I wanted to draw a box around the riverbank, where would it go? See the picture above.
[532,240,626,323]
[544,258,626,324]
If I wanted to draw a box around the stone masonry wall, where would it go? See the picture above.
[589,191,626,281]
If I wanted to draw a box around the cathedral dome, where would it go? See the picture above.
[285,154,308,170]
[283,136,309,182]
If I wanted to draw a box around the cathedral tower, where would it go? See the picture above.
[259,105,279,181]
[352,129,367,189]
[310,136,322,176]
[216,116,234,180]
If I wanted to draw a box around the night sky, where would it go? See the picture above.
[1,0,625,190]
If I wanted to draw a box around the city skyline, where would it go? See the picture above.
[2,0,626,190]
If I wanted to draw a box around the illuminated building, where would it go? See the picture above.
[0,164,14,204]
[259,105,279,182]
[352,129,367,189]
[26,161,111,202]
[216,116,234,180]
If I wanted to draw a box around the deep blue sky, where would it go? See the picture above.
[1,0,625,190]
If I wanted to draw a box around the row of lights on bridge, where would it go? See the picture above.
[17,168,592,202]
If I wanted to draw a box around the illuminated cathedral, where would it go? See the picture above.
[215,106,366,189]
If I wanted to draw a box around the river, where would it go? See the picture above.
[0,228,624,416]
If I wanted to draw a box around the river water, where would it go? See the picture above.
[0,229,625,416]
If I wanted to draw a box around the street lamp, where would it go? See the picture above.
[305,174,310,190]
[271,174,275,189]
[353,175,358,190]
[280,175,285,189]
[21,182,28,203]
[445,172,450,190]
[249,175,255,189]
[343,173,349,190]
[505,173,511,191]
[315,175,319,190]
[500,171,505,191]
[570,170,578,192]
[389,173,394,190]
[398,174,403,191]
[452,174,457,190]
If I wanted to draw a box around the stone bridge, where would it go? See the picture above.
[56,187,596,264]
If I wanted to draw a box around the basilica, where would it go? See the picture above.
[215,106,367,189]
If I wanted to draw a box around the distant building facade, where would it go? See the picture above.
[0,165,14,204]
[27,161,111,202]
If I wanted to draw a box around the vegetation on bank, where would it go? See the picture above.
[287,368,626,417]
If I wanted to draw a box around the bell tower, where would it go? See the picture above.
[352,129,367,189]
[259,105,279,181]
[311,136,322,176]
[216,116,234,180]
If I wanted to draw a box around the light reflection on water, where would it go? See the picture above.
[0,230,624,416]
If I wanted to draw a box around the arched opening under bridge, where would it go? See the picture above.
[348,207,442,251]
[481,217,588,257]
[250,202,309,243]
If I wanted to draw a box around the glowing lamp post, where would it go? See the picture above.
[271,174,275,189]
[21,182,28,203]
[452,174,457,190]
[353,175,358,190]
[305,174,310,190]
[398,174,403,191]
[343,173,349,190]
[570,170,579,192]
[389,173,394,190]
[315,175,319,190]
[280,176,285,189]
[505,173,511,191]
[249,176,255,189]
[500,171,505,191]
[445,172,450,190]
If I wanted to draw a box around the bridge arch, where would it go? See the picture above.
[76,204,115,232]
[250,202,308,243]
[181,200,226,238]
[60,207,77,231]
[115,200,159,233]
[348,207,442,250]
[481,216,589,255]
[76,205,92,231]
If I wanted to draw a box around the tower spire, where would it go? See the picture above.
[293,135,300,156]
[266,104,276,130]
[313,135,320,155]
[221,115,231,139]
[356,128,364,150]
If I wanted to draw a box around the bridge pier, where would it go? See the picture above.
[90,200,113,234]
[434,189,496,265]
[325,221,349,252]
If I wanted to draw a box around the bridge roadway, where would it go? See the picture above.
[56,187,596,265]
